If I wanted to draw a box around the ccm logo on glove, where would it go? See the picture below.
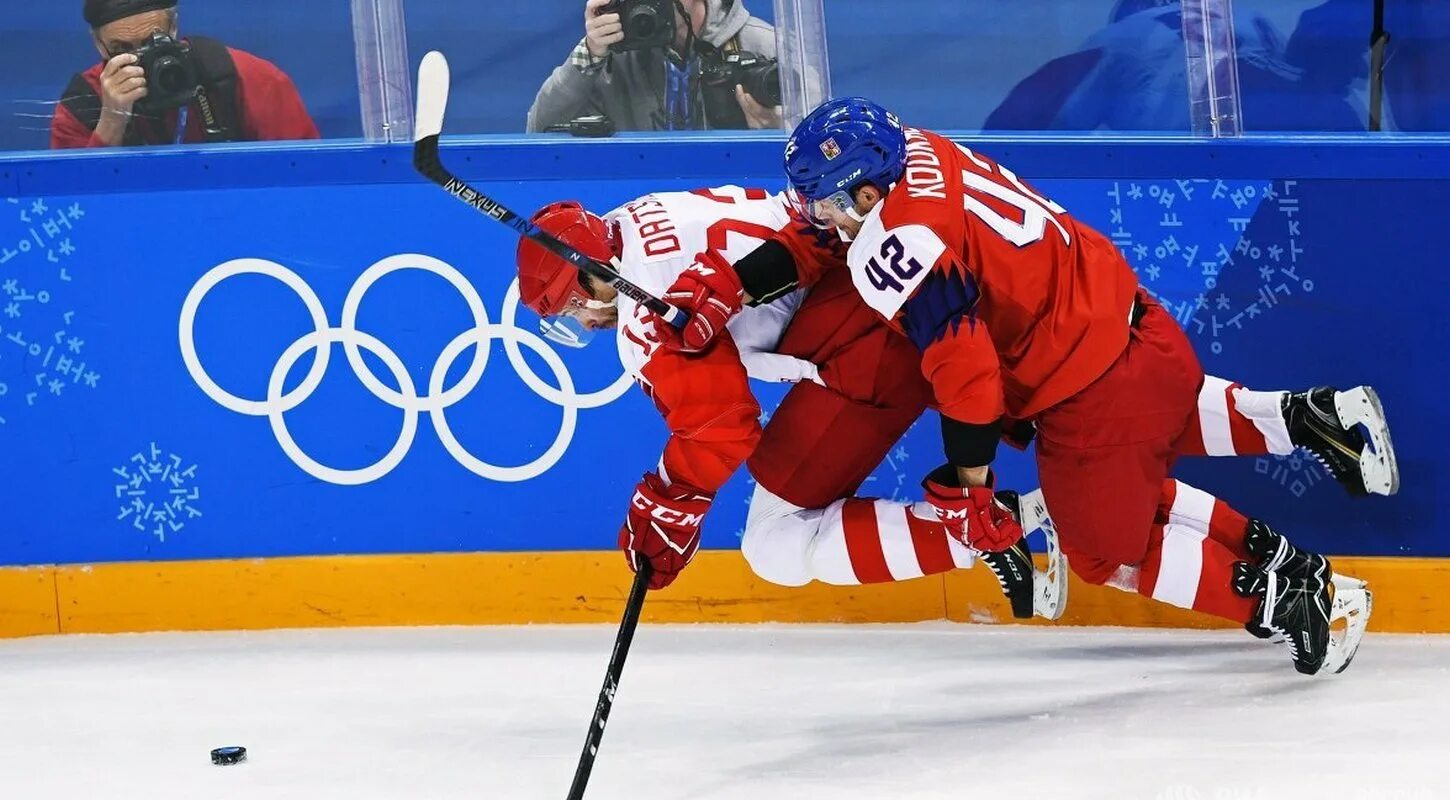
[632,492,707,530]
[619,472,715,589]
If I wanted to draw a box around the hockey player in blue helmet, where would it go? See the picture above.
[650,94,1395,676]
[779,97,907,238]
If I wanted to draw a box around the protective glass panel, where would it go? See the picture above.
[403,0,791,136]
[772,0,831,129]
[1,1,359,152]
[824,0,1199,134]
[1184,0,1243,137]
[353,0,413,143]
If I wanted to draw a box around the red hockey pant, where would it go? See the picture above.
[1036,294,1264,624]
[747,267,933,508]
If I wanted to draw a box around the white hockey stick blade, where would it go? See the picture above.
[1321,584,1372,675]
[1018,489,1069,621]
[1334,386,1400,496]
[415,50,450,141]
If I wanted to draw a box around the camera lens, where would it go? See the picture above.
[751,63,782,107]
[153,57,188,94]
[628,7,658,37]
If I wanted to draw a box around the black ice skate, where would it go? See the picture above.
[1244,520,1330,582]
[983,490,1068,621]
[1283,386,1399,496]
[1232,562,1331,675]
[1241,520,1330,640]
[979,541,1035,620]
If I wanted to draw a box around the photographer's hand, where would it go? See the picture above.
[736,86,783,130]
[96,53,147,147]
[585,0,624,59]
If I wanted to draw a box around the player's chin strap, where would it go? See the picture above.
[836,181,895,243]
[835,207,868,243]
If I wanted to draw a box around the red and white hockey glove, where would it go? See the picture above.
[618,472,714,590]
[921,465,1024,553]
[655,249,744,354]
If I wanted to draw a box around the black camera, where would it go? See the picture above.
[700,50,781,108]
[604,0,676,53]
[134,32,200,112]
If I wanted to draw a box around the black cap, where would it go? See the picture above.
[84,0,178,28]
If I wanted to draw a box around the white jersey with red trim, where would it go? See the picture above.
[605,186,811,388]
[599,186,812,493]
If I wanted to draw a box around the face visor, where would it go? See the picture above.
[537,295,614,349]
[786,186,855,229]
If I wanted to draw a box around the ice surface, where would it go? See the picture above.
[1,624,1447,799]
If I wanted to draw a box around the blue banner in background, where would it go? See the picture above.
[0,138,1441,566]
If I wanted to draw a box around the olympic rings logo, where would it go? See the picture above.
[178,254,634,485]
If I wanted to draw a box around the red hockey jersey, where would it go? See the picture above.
[777,128,1139,426]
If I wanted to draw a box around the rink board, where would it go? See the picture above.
[2,552,1447,638]
[1,134,1446,636]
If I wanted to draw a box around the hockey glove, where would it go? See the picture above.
[921,464,1024,553]
[656,249,744,353]
[619,472,714,590]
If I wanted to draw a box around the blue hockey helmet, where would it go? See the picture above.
[784,97,907,226]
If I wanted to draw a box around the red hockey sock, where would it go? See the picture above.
[1137,521,1258,624]
[839,498,971,584]
[1174,376,1293,457]
[1156,479,1252,561]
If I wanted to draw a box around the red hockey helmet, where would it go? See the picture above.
[516,201,615,317]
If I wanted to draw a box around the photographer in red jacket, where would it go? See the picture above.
[51,0,320,149]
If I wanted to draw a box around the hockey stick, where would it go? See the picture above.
[566,564,652,800]
[411,51,687,328]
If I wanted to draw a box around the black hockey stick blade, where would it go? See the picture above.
[411,51,686,329]
[566,564,652,800]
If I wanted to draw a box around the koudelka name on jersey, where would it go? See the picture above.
[850,127,1084,319]
[846,131,951,318]
[903,128,948,200]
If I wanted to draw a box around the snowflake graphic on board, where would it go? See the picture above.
[1103,179,1312,358]
[112,442,201,542]
[1254,451,1327,500]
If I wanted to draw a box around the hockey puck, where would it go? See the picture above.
[210,746,247,766]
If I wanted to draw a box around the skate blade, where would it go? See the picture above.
[1335,386,1400,496]
[1321,585,1372,675]
[1331,573,1367,592]
[1021,489,1069,622]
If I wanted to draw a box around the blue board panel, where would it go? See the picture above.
[0,136,1442,565]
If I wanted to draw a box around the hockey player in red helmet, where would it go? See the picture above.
[515,186,1068,621]
[516,201,621,349]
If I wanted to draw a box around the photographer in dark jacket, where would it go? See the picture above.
[51,0,320,149]
[528,0,783,133]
